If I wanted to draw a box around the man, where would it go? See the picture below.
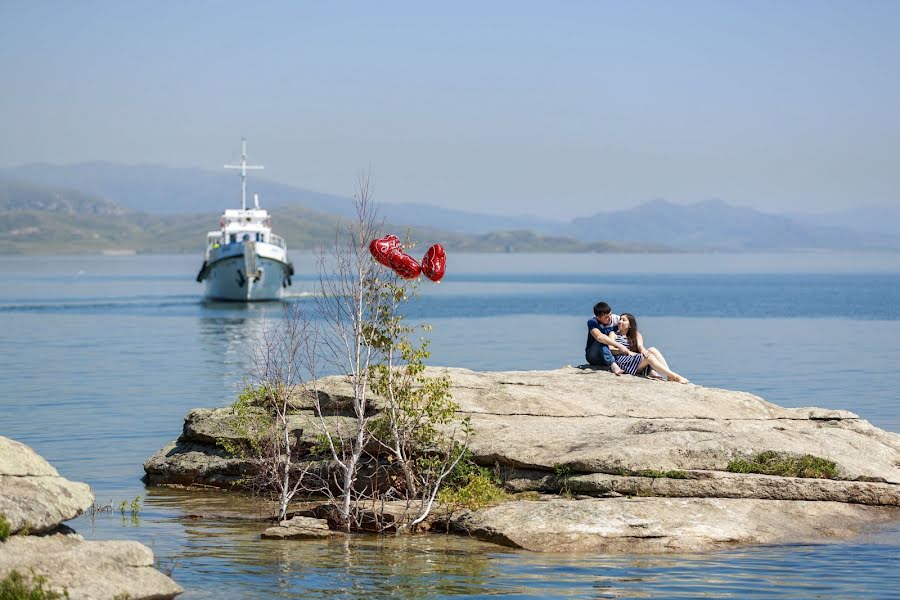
[585,301,629,375]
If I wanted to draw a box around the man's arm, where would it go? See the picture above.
[590,327,630,354]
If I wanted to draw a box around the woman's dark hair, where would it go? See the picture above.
[621,312,639,353]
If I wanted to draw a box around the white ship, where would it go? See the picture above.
[196,139,294,301]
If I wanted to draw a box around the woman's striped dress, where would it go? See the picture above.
[613,334,646,375]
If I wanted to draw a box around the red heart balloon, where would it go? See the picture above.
[389,250,422,279]
[421,244,446,282]
[369,234,402,267]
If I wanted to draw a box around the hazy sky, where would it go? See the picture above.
[2,1,898,218]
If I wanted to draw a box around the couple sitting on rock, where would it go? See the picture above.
[585,301,690,384]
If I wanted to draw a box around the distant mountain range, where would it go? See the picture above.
[0,162,565,233]
[1,162,898,254]
[0,176,663,255]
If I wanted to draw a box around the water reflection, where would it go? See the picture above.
[141,487,900,599]
[143,487,505,599]
[197,302,286,394]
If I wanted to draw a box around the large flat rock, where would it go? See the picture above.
[437,367,900,484]
[0,534,182,599]
[144,367,900,511]
[452,497,900,553]
[0,436,93,534]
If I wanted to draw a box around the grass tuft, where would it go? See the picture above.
[634,469,691,479]
[0,514,10,541]
[0,570,68,599]
[726,451,838,479]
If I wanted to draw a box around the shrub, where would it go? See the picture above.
[726,451,838,479]
[0,514,10,541]
[438,457,508,510]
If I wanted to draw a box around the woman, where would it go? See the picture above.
[609,313,689,384]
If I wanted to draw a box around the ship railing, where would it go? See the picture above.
[269,233,286,249]
[206,234,223,257]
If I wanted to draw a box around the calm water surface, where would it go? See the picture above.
[2,252,899,598]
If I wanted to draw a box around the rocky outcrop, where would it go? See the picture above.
[143,367,900,552]
[0,436,93,534]
[1,436,182,599]
[443,367,900,486]
[451,497,899,553]
[503,468,900,506]
[0,535,183,599]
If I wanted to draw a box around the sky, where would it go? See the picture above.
[1,1,899,219]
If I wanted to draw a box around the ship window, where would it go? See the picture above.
[243,233,250,242]
[230,234,236,243]
[256,232,262,242]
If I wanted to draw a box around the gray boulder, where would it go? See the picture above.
[0,534,182,599]
[0,436,93,534]
[1,436,182,598]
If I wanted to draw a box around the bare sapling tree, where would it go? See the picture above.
[224,169,471,533]
[311,171,470,532]
[222,303,319,521]
[310,170,383,532]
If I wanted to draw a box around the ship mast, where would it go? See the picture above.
[224,138,264,210]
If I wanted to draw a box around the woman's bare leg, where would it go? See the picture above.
[644,354,689,384]
[647,347,670,371]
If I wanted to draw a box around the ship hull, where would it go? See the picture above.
[202,254,292,301]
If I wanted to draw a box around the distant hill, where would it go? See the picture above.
[3,162,898,252]
[0,162,345,215]
[567,199,900,251]
[376,202,566,236]
[0,162,566,234]
[0,179,125,216]
[785,205,900,238]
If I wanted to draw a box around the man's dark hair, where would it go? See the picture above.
[593,302,612,317]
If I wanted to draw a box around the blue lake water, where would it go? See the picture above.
[2,251,899,598]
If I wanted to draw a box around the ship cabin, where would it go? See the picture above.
[205,209,286,259]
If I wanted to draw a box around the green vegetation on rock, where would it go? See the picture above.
[726,451,839,479]
[0,570,68,599]
[0,514,10,541]
[634,469,691,479]
[437,457,508,510]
